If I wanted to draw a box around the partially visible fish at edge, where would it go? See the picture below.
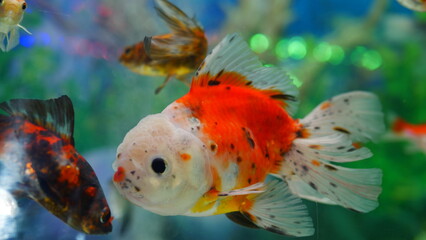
[397,0,426,12]
[119,0,208,94]
[0,0,31,52]
[392,117,426,152]
[0,96,113,234]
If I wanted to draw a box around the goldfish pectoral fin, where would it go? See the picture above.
[0,95,76,145]
[225,212,259,229]
[192,33,299,115]
[155,75,173,94]
[218,182,264,196]
[143,36,152,55]
[6,28,20,52]
[243,180,314,237]
[18,24,31,35]
[0,33,6,52]
[285,175,336,205]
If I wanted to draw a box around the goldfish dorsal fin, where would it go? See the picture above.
[193,33,299,115]
[155,0,200,33]
[0,96,75,145]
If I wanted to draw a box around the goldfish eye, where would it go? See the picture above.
[151,157,167,175]
[124,47,132,54]
[22,3,27,10]
[99,207,111,224]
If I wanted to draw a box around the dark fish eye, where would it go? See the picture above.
[99,207,111,224]
[151,157,166,174]
[22,3,27,10]
[124,47,132,54]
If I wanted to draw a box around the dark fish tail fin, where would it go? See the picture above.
[0,96,75,145]
[282,91,385,212]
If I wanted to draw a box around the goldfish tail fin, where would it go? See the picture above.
[192,33,299,115]
[282,91,384,212]
[0,96,75,145]
[236,180,314,237]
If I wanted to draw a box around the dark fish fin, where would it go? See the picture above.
[0,95,75,145]
[154,0,199,33]
[143,36,152,56]
[226,212,259,229]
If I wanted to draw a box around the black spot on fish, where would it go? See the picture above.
[245,81,252,86]
[325,164,338,171]
[309,182,317,190]
[136,176,140,180]
[208,80,221,86]
[333,126,351,134]
[226,86,231,90]
[266,225,286,235]
[270,215,275,219]
[302,165,308,172]
[296,149,304,155]
[230,143,235,150]
[347,148,356,152]
[172,174,176,179]
[251,163,256,169]
[270,94,297,102]
[237,156,242,163]
[216,69,224,78]
[130,170,135,175]
[210,143,217,152]
[242,128,255,149]
[330,182,337,188]
[295,130,303,138]
[134,186,140,192]
[248,178,252,184]
[314,126,320,130]
[229,35,236,42]
[344,98,349,104]
[117,153,122,159]
[294,221,301,224]
[337,146,345,150]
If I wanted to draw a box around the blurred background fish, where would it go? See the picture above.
[119,0,208,94]
[0,96,113,234]
[397,0,426,12]
[391,117,426,152]
[0,0,30,51]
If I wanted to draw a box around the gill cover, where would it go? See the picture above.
[113,114,211,215]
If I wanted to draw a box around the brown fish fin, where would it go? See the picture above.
[0,96,75,145]
[192,33,299,115]
[226,212,259,229]
[154,0,200,33]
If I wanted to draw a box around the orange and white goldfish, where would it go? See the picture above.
[392,117,426,152]
[0,96,113,234]
[397,0,426,12]
[113,33,384,236]
[0,0,30,52]
[119,0,207,94]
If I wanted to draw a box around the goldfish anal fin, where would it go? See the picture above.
[192,33,299,115]
[243,180,314,236]
[0,96,75,145]
[226,212,259,229]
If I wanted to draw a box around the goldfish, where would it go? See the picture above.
[392,117,426,152]
[0,0,31,52]
[119,0,207,94]
[113,33,384,236]
[0,96,113,234]
[397,0,426,12]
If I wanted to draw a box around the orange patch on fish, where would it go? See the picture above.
[311,160,321,166]
[180,153,191,161]
[85,186,97,197]
[58,165,80,186]
[25,162,35,175]
[309,144,322,150]
[320,101,331,110]
[113,166,126,183]
[352,142,362,149]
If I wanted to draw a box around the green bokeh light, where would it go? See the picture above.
[313,42,332,62]
[275,39,290,59]
[350,46,367,66]
[329,45,345,65]
[288,73,303,88]
[287,37,307,60]
[250,33,270,53]
[361,50,382,70]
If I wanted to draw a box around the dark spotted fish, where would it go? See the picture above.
[0,96,113,234]
[112,33,385,237]
[119,0,207,94]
